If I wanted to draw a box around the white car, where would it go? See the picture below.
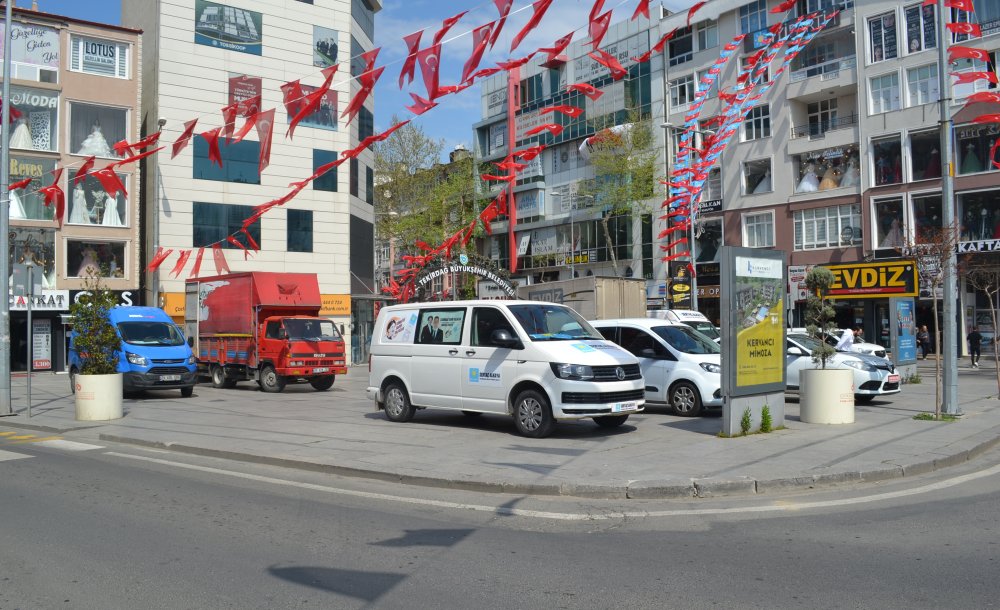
[789,327,888,359]
[785,333,900,404]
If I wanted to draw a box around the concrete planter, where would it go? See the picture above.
[74,373,124,421]
[800,368,854,424]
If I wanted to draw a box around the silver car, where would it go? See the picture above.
[785,333,900,404]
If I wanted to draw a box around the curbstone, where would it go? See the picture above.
[754,475,820,494]
[693,477,757,498]
[859,465,904,482]
[626,480,696,499]
[558,483,627,499]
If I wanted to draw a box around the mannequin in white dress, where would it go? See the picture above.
[76,247,101,278]
[101,194,123,227]
[9,118,33,149]
[69,185,92,224]
[753,170,772,194]
[839,160,860,187]
[76,122,113,157]
[8,189,27,219]
[796,164,819,193]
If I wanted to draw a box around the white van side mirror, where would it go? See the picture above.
[491,329,521,349]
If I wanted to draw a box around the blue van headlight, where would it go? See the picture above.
[550,363,594,380]
[188,355,196,365]
[126,352,148,366]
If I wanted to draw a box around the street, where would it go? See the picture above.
[2,434,998,609]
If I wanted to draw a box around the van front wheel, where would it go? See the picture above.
[513,389,555,438]
[384,382,414,422]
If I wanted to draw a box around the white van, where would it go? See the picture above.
[647,309,720,342]
[367,300,645,438]
[592,318,723,417]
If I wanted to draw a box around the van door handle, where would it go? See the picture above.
[465,349,476,356]
[448,348,459,355]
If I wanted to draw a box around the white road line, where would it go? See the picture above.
[32,440,105,452]
[0,449,32,462]
[103,451,1000,521]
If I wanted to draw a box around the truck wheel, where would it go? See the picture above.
[210,365,226,388]
[309,376,335,391]
[181,386,194,398]
[670,382,703,417]
[513,389,555,438]
[593,414,629,428]
[260,365,286,393]
[383,381,414,422]
[69,366,79,395]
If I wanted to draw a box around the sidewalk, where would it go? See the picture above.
[2,364,999,499]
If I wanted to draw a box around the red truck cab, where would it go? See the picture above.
[258,315,347,391]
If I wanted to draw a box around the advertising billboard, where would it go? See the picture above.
[194,1,263,56]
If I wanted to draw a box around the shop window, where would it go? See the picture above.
[869,72,901,114]
[67,172,129,227]
[874,197,905,249]
[67,240,126,279]
[7,156,57,221]
[904,4,936,54]
[9,227,56,289]
[742,105,770,141]
[669,74,695,108]
[794,205,862,250]
[193,138,261,184]
[868,12,898,64]
[956,122,1000,175]
[872,135,902,186]
[742,211,774,248]
[913,194,943,243]
[743,158,772,195]
[909,130,941,181]
[695,217,722,263]
[192,202,261,249]
[70,103,127,158]
[3,23,59,83]
[8,86,58,152]
[959,191,1000,241]
[70,36,129,78]
[906,64,939,107]
[287,209,313,253]
[313,149,338,191]
[698,20,718,50]
[794,146,860,193]
[668,26,693,66]
[366,166,374,205]
[739,0,767,35]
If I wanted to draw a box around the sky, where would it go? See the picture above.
[29,0,685,156]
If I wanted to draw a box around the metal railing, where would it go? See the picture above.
[790,113,859,140]
[789,54,857,83]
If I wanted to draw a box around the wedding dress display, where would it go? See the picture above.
[839,160,860,188]
[961,142,982,174]
[923,148,941,178]
[101,194,124,227]
[9,118,33,149]
[76,247,101,277]
[752,170,772,194]
[8,189,26,219]
[68,185,92,224]
[818,167,841,190]
[76,123,113,157]
[796,164,819,193]
[879,218,904,248]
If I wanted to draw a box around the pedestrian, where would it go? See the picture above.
[835,327,854,352]
[853,326,864,343]
[967,325,983,368]
[916,325,930,359]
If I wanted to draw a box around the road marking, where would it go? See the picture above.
[103,452,1000,521]
[0,431,17,436]
[0,449,31,462]
[7,434,35,440]
[10,435,61,445]
[31,439,104,451]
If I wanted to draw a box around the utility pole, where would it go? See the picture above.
[1,0,15,417]
[937,0,959,414]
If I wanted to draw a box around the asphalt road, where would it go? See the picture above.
[2,437,999,610]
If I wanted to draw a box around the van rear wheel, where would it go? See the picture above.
[670,382,703,417]
[383,381,414,422]
[513,389,555,438]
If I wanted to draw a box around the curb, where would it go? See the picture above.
[0,418,104,434]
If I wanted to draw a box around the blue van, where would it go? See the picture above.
[69,306,198,397]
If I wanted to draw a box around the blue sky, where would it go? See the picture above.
[33,0,683,155]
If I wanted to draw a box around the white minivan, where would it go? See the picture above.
[592,318,723,417]
[367,300,646,438]
[647,309,720,343]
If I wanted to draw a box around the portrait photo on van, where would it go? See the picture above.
[416,309,465,344]
[383,310,417,343]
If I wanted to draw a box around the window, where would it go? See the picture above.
[287,209,313,253]
[669,74,695,108]
[350,35,366,77]
[739,0,767,35]
[695,217,722,263]
[67,172,129,227]
[869,72,900,114]
[366,166,374,205]
[312,150,338,191]
[740,55,769,86]
[743,158,772,195]
[910,130,942,181]
[193,139,261,184]
[620,328,669,358]
[874,197,905,249]
[359,106,374,141]
[904,4,936,54]
[742,211,774,248]
[350,158,359,197]
[695,69,717,98]
[958,191,1000,241]
[67,240,126,278]
[668,26,693,66]
[471,307,516,347]
[704,166,722,201]
[352,0,375,41]
[3,22,59,83]
[8,156,57,221]
[742,105,770,141]
[349,216,373,294]
[70,103,128,158]
[906,64,939,107]
[8,86,58,152]
[868,12,898,63]
[70,36,129,78]
[951,54,995,100]
[193,202,261,249]
[913,194,943,243]
[698,20,718,50]
[797,0,853,13]
[794,205,862,250]
[872,135,902,186]
[794,146,860,193]
[957,122,1000,175]
[416,309,465,345]
[518,74,543,108]
[807,99,838,137]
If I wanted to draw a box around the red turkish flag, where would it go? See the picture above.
[952,71,999,85]
[971,114,1000,124]
[497,53,535,71]
[687,1,707,25]
[93,167,128,198]
[633,28,677,63]
[169,250,193,278]
[432,11,467,46]
[405,92,438,116]
[189,248,205,278]
[199,127,223,168]
[221,102,240,142]
[470,67,503,81]
[171,119,199,159]
[75,156,95,185]
[212,244,231,275]
[566,83,604,100]
[945,0,974,10]
[771,0,796,12]
[966,92,1000,104]
[588,0,606,23]
[538,32,573,64]
[947,22,983,38]
[398,30,423,89]
[255,109,275,174]
[949,45,990,62]
[342,66,384,124]
[112,139,134,157]
[439,82,474,96]
[8,177,31,191]
[589,11,613,50]
[111,146,164,168]
[524,123,564,137]
[461,22,494,84]
[146,247,173,273]
[280,79,305,117]
[489,0,515,49]
[510,0,554,53]
[588,49,627,80]
[416,43,443,100]
[131,131,161,150]
[357,49,381,88]
[513,145,545,161]
[39,184,65,225]
[540,105,583,118]
[287,83,334,139]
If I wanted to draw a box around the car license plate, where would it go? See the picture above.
[612,401,638,413]
[887,374,900,383]
[159,374,181,382]
[313,367,329,373]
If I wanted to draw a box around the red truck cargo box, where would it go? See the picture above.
[188,272,322,335]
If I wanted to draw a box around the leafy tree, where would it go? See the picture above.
[804,267,837,369]
[70,272,120,375]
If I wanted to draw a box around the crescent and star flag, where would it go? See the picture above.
[189,248,205,278]
[948,46,990,63]
[398,31,423,89]
[416,43,443,99]
[146,247,173,272]
[280,80,305,117]
[432,11,468,46]
[632,0,650,20]
[171,119,199,159]
[687,1,707,25]
[169,250,193,278]
[256,109,275,173]
[406,92,438,115]
[461,22,494,83]
[489,0,515,49]
[589,11,613,50]
[198,127,223,168]
[951,71,999,85]
[74,156,95,185]
[947,22,982,38]
[510,0,554,53]
[538,32,573,64]
[588,49,627,80]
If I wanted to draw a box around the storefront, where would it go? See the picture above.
[10,290,70,373]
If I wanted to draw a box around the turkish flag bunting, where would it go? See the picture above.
[189,248,205,278]
[524,123,564,137]
[540,104,584,118]
[398,31,423,89]
[74,156,95,185]
[93,167,128,199]
[589,11,613,50]
[358,49,381,88]
[588,49,628,80]
[112,146,164,168]
[212,244,231,275]
[432,11,467,46]
[131,131,161,150]
[241,229,259,253]
[405,92,438,115]
[947,22,983,37]
[945,0,974,10]
[221,102,240,142]
[687,1,707,25]
[966,91,1000,104]
[948,45,990,62]
[416,43,443,100]
[632,0,650,20]
[172,119,199,159]
[951,71,999,85]
[256,109,275,174]
[113,139,134,157]
[169,250,193,278]
[510,0,554,53]
[39,184,65,225]
[991,138,1000,170]
[228,110,258,144]
[490,0,515,49]
[470,67,503,80]
[539,32,573,63]
[342,66,384,124]
[462,224,476,247]
[356,120,410,152]
[970,114,1000,124]
[461,22,494,83]
[226,235,251,259]
[481,173,516,183]
[287,84,332,139]
[771,0,796,12]
[199,127,223,168]
[512,145,545,161]
[280,80,306,117]
[497,53,535,71]
[495,190,508,215]
[8,177,31,191]
[438,82,475,96]
[495,159,527,172]
[146,247,173,273]
[633,28,677,62]
[238,94,261,117]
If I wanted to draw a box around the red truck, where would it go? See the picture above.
[184,272,347,392]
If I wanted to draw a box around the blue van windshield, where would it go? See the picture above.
[117,322,185,346]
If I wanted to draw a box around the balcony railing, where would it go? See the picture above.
[789,54,856,83]
[790,113,858,140]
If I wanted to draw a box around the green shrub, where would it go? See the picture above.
[69,272,120,375]
[760,404,772,433]
[740,406,752,436]
[805,267,838,368]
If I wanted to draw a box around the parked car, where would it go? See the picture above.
[785,333,900,404]
[789,327,887,359]
[648,309,721,343]
[592,318,722,417]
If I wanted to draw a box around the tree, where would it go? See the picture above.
[804,267,837,369]
[965,252,1000,398]
[69,271,120,375]
[578,108,659,276]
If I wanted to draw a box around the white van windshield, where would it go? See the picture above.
[684,320,720,341]
[508,304,604,341]
[117,322,185,346]
[652,325,720,354]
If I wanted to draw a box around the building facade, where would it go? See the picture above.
[123,0,380,362]
[4,6,142,372]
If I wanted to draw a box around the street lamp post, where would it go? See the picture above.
[936,0,958,415]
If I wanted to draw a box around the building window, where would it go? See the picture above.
[798,0,853,15]
[352,0,375,41]
[910,130,942,181]
[8,86,58,152]
[8,156,57,221]
[906,64,940,107]
[869,72,900,114]
[743,158,772,195]
[957,122,1000,175]
[958,191,1000,242]
[868,12,898,63]
[70,36,129,78]
[794,146,860,193]
[350,158,359,197]
[193,202,261,249]
[67,172,129,227]
[952,54,996,100]
[704,166,722,201]
[669,74,695,108]
[806,99,838,137]
[519,74,543,108]
[359,106,374,141]
[695,217,722,263]
[874,197,905,249]
[695,69,717,98]
[287,209,313,253]
[904,4,936,54]
[742,211,774,248]
[698,20,718,50]
[913,194,943,243]
[794,205,862,250]
[740,55,769,86]
[872,135,902,186]
[366,166,374,205]
[312,150,338,191]
[350,35,366,77]
[3,22,59,83]
[739,0,767,35]
[193,139,261,184]
[742,105,770,141]
[668,26,693,66]
[71,103,128,158]
[67,240,126,278]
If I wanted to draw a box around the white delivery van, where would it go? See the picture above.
[367,300,645,438]
[647,309,720,342]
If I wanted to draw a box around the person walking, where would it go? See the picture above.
[967,326,983,368]
[835,327,854,352]
[917,325,930,359]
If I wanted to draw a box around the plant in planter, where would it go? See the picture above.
[69,271,124,420]
[804,267,837,368]
[800,267,854,424]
